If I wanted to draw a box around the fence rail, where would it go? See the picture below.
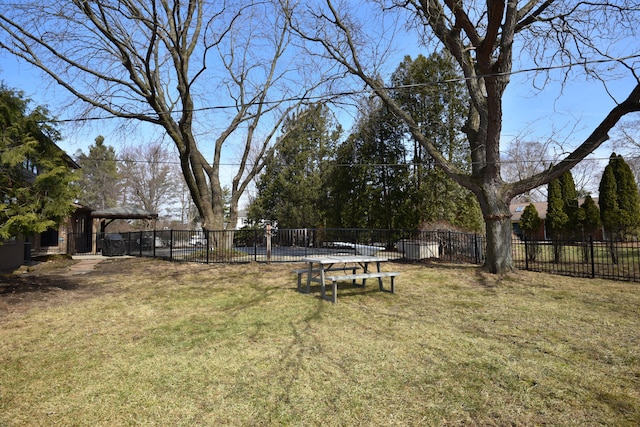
[513,236,640,282]
[67,229,640,283]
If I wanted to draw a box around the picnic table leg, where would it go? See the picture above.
[361,262,369,287]
[376,261,384,291]
[330,278,337,303]
[305,263,313,294]
[320,265,327,300]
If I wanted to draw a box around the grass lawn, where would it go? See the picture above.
[1,257,639,426]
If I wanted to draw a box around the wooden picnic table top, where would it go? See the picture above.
[300,255,388,264]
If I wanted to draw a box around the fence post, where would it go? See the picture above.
[353,228,358,255]
[590,235,595,278]
[524,236,529,271]
[266,221,272,263]
[474,234,478,264]
[169,230,173,261]
[250,228,255,262]
[206,231,210,264]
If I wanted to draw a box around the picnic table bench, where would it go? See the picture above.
[292,265,361,292]
[323,271,399,304]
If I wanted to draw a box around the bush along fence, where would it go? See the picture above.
[67,228,485,265]
[512,235,640,283]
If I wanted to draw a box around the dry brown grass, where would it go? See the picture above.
[1,257,639,426]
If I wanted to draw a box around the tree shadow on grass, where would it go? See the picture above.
[0,273,79,297]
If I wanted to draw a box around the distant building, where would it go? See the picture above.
[510,199,603,240]
[510,201,548,240]
[234,210,249,230]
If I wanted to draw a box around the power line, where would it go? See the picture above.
[50,54,640,124]
[79,154,631,168]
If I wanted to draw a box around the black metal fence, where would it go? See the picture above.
[67,229,640,283]
[513,236,640,282]
[67,228,485,264]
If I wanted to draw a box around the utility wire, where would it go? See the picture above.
[49,54,640,124]
[81,154,632,167]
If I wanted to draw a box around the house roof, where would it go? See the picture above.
[91,206,158,220]
[54,142,80,169]
[510,201,549,221]
[510,198,599,222]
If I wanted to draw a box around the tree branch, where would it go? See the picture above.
[508,82,640,198]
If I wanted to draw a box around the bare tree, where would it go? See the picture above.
[119,142,180,216]
[502,139,550,202]
[502,138,600,202]
[0,0,327,244]
[612,118,640,181]
[290,0,640,273]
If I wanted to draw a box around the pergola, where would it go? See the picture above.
[87,206,158,254]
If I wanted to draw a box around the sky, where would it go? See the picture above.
[3,53,635,195]
[1,3,639,202]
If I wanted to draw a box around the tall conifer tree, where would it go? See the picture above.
[546,178,568,239]
[328,98,409,229]
[76,136,121,210]
[599,153,640,239]
[249,104,340,228]
[578,195,601,238]
[559,171,579,238]
[546,177,568,262]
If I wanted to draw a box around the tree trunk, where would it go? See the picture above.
[483,214,514,274]
[476,190,514,274]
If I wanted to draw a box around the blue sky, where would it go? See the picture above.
[1,29,638,198]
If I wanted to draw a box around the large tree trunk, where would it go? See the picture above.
[484,216,514,273]
[476,187,514,274]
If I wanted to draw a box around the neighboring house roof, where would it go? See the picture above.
[510,198,599,222]
[54,142,80,169]
[510,201,549,221]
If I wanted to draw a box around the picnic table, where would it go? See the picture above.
[295,255,399,303]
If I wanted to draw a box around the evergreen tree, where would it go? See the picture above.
[328,98,410,229]
[599,153,640,240]
[519,203,542,239]
[75,136,121,210]
[578,195,601,238]
[575,194,602,263]
[598,158,619,237]
[546,177,568,262]
[611,153,640,238]
[546,178,568,239]
[559,170,579,238]
[0,86,78,240]
[390,52,477,228]
[519,203,542,260]
[249,104,340,228]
